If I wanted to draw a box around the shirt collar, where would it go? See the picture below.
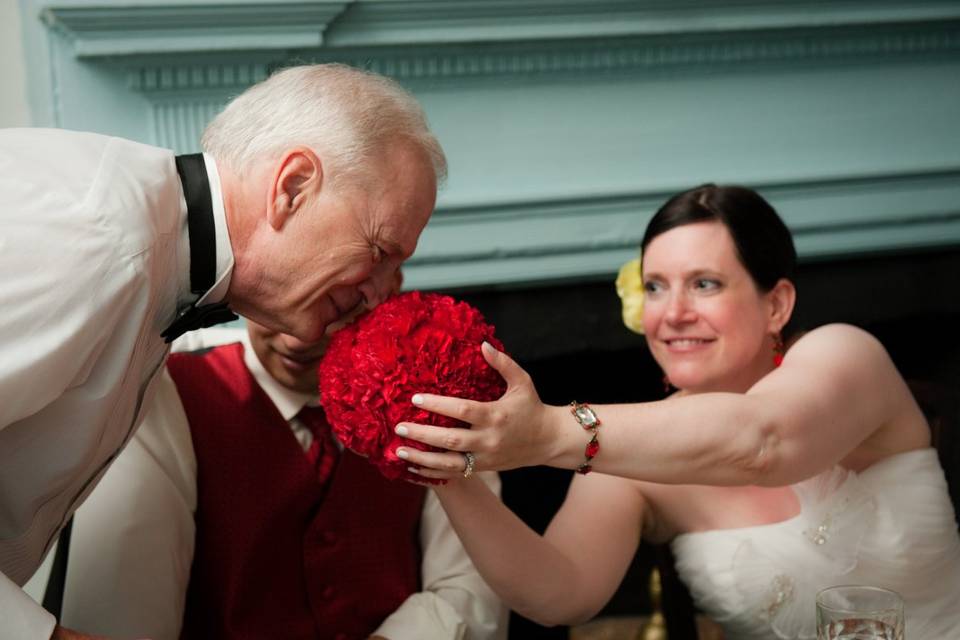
[195,153,234,307]
[240,332,317,421]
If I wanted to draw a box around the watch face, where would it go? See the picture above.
[574,405,599,428]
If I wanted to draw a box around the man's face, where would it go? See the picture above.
[247,269,402,394]
[246,319,329,393]
[236,141,436,342]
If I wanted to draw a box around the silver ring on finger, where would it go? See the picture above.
[462,452,476,479]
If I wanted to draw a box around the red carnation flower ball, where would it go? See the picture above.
[318,291,507,483]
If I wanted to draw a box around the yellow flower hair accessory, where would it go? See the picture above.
[615,257,645,335]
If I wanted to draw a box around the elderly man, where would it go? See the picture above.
[54,320,505,640]
[0,63,444,640]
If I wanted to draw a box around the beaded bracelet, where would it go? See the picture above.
[569,401,601,474]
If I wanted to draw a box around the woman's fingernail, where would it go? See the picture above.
[411,394,424,406]
[408,466,421,474]
[395,424,409,437]
[396,448,409,459]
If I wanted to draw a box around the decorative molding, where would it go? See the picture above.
[129,63,271,92]
[344,23,960,82]
[35,0,960,69]
[150,99,227,150]
[119,21,960,97]
[324,0,960,47]
[39,1,349,57]
[403,169,960,291]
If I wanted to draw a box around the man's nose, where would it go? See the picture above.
[360,265,402,310]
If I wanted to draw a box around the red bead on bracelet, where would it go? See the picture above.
[569,401,601,474]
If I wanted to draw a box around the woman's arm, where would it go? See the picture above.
[431,473,644,626]
[398,324,929,487]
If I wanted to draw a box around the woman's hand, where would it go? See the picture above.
[395,342,565,480]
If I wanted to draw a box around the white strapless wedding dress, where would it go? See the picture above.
[671,448,960,639]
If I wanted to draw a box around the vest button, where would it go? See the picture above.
[322,585,336,599]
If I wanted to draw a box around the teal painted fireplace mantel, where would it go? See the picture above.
[19,0,960,290]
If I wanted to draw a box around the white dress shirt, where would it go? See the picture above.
[0,129,218,640]
[58,328,506,640]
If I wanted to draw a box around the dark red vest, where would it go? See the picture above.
[168,343,425,640]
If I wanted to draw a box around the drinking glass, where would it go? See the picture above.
[816,585,904,640]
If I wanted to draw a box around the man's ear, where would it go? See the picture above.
[266,148,323,231]
[767,278,796,335]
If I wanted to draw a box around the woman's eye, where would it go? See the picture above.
[372,245,385,263]
[694,278,720,291]
[643,281,663,294]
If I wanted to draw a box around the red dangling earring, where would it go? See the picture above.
[772,333,785,367]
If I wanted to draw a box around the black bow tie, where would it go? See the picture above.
[161,302,238,343]
[162,153,238,344]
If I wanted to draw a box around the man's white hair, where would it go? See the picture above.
[202,63,446,185]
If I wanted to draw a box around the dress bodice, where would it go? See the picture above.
[671,448,960,639]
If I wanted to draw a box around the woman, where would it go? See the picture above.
[393,185,960,639]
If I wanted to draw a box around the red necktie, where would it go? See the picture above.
[295,406,339,487]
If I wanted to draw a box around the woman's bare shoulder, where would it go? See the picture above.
[791,322,881,349]
[792,325,930,455]
[787,323,891,370]
[784,323,913,408]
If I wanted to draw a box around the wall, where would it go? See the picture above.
[0,0,31,127]
[17,0,960,292]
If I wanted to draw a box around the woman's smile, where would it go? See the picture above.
[662,336,715,353]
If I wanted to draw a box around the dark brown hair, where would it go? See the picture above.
[641,184,796,291]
